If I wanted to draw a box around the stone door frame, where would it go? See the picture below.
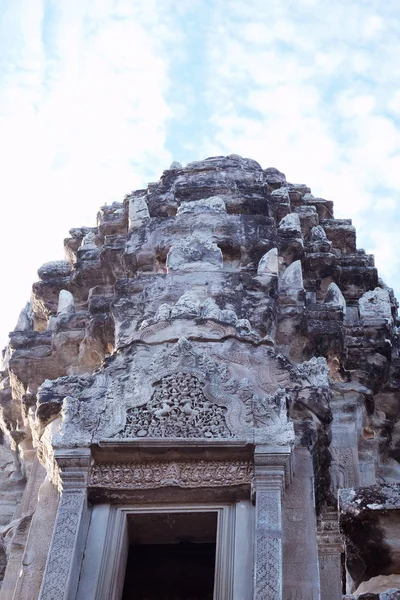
[38,443,292,600]
[77,502,245,600]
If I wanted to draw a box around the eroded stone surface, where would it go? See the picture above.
[354,575,400,596]
[0,155,399,598]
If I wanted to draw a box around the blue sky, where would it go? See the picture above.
[1,0,400,347]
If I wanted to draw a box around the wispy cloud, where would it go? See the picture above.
[198,0,400,288]
[0,0,181,344]
[1,0,400,346]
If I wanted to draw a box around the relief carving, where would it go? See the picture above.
[89,459,254,489]
[221,347,292,395]
[329,447,356,492]
[115,373,231,439]
[134,292,255,343]
[40,492,84,600]
[255,489,282,600]
[256,535,280,600]
[317,511,343,550]
[249,388,289,429]
[319,553,342,569]
[47,339,297,445]
[148,338,230,383]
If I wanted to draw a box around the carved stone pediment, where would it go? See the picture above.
[36,338,304,447]
[36,338,336,453]
[107,339,295,444]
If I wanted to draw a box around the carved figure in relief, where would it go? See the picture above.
[149,338,229,381]
[252,389,289,428]
[330,459,345,493]
[116,373,231,439]
[90,459,254,489]
[239,385,289,429]
[329,447,356,492]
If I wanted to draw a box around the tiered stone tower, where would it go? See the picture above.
[0,155,399,599]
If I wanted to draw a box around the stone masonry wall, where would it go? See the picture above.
[0,155,399,598]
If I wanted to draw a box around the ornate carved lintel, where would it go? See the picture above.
[90,459,254,490]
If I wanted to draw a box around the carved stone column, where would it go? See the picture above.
[317,510,343,600]
[39,449,91,600]
[282,447,321,600]
[253,446,292,600]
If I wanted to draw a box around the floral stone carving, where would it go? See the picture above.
[90,459,253,489]
[115,372,231,439]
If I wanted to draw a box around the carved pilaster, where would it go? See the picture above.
[253,446,292,600]
[39,449,91,600]
[317,510,343,600]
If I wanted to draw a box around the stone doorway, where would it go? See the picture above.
[122,511,217,600]
[76,498,254,599]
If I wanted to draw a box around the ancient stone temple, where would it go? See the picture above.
[0,155,399,600]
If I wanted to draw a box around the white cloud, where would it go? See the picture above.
[201,0,400,298]
[369,230,400,283]
[1,0,400,347]
[0,0,180,345]
[387,90,400,116]
[363,15,384,38]
[336,94,376,118]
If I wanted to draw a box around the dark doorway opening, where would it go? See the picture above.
[122,511,217,600]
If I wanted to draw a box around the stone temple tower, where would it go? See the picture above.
[0,155,400,600]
